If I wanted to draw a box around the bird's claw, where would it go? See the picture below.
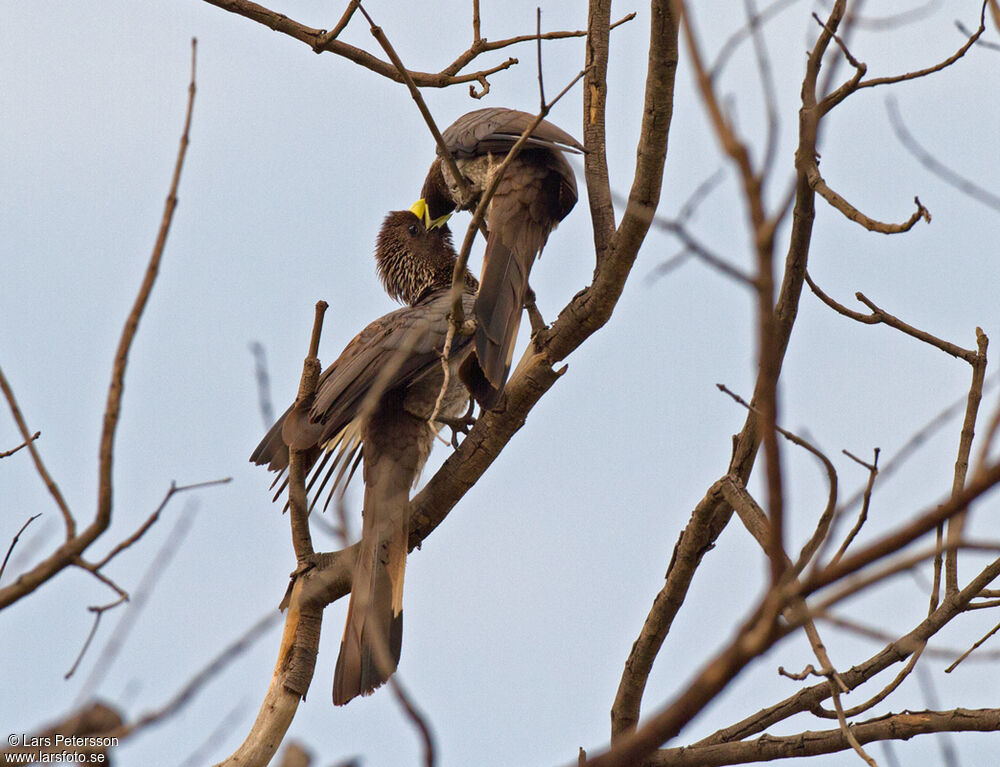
[437,401,477,448]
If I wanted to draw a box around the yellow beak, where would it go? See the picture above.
[408,198,451,230]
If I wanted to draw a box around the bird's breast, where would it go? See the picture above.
[446,154,497,210]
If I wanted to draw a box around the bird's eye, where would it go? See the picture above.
[407,224,418,235]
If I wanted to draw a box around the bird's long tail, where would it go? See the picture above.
[332,410,415,705]
[473,230,533,398]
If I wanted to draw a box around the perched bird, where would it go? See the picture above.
[421,107,583,405]
[250,203,478,705]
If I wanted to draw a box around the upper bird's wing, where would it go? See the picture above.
[441,107,584,158]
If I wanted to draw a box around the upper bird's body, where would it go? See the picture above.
[251,209,477,705]
[421,108,583,406]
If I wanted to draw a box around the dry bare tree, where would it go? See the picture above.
[4,1,1000,766]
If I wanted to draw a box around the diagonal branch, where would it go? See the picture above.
[0,366,74,536]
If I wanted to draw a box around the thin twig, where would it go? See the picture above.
[0,513,42,584]
[536,8,546,109]
[829,448,879,566]
[311,0,361,52]
[817,610,1000,661]
[742,0,780,190]
[681,0,786,586]
[709,0,801,79]
[0,366,74,536]
[203,0,520,88]
[92,477,231,570]
[64,594,129,680]
[834,0,942,30]
[945,617,1000,672]
[0,430,40,459]
[389,677,437,767]
[806,273,977,363]
[73,503,198,705]
[856,2,987,91]
[718,384,839,572]
[357,2,474,207]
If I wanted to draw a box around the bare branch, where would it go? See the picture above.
[945,329,989,593]
[681,0,787,586]
[649,708,1000,766]
[856,3,987,91]
[96,37,197,538]
[0,430,39,459]
[0,513,42,585]
[0,365,74,536]
[809,171,930,232]
[92,478,231,570]
[742,0,781,189]
[64,593,128,680]
[806,273,979,363]
[389,678,437,767]
[204,0,636,96]
[828,448,879,566]
[74,504,197,705]
[816,610,1000,661]
[716,384,838,572]
[287,301,327,563]
[356,3,476,212]
[698,557,1000,745]
[945,617,1000,672]
[310,0,361,52]
[832,0,943,31]
[220,300,330,764]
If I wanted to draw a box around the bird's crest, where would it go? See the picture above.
[409,198,451,230]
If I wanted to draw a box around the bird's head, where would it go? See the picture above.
[375,202,475,305]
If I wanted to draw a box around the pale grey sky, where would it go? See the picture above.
[2,2,999,765]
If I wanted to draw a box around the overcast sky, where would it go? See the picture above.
[2,1,999,765]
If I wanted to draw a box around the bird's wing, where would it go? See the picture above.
[441,107,584,158]
[309,290,474,443]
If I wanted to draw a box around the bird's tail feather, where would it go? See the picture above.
[332,420,411,705]
[474,232,530,393]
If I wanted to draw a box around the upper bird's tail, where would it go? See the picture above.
[472,232,529,397]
